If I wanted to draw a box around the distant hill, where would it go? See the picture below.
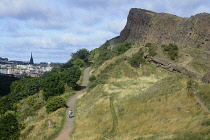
[109,8,210,50]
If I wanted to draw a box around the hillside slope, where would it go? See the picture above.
[71,53,210,139]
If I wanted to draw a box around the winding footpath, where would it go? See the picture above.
[194,90,210,114]
[55,67,90,140]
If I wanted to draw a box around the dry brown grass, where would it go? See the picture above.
[71,44,210,140]
[71,57,210,140]
[19,89,74,140]
[20,107,65,140]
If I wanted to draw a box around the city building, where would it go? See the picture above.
[0,53,63,78]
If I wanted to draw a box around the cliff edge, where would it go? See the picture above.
[112,8,210,50]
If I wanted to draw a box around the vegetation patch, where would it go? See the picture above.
[128,48,145,68]
[145,42,157,57]
[46,96,67,113]
[162,43,179,60]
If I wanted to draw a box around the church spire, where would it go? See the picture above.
[29,52,34,64]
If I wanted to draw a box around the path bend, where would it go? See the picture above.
[55,67,90,140]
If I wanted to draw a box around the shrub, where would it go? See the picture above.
[128,48,145,67]
[161,44,178,60]
[87,74,109,91]
[145,43,157,56]
[46,96,67,113]
[113,42,132,55]
[0,111,20,140]
[89,75,96,82]
[145,42,152,47]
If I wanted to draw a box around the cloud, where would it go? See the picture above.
[0,0,71,30]
[0,0,48,20]
[0,0,210,63]
[30,20,69,30]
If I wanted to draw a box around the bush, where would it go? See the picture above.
[145,43,157,57]
[87,74,109,91]
[89,75,96,82]
[0,111,20,140]
[113,42,132,55]
[128,48,145,67]
[162,44,178,60]
[145,42,152,47]
[46,96,67,113]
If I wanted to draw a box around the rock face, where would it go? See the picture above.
[112,8,210,50]
[201,70,210,83]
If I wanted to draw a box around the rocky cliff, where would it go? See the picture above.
[111,8,210,50]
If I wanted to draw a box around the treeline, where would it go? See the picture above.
[0,48,89,140]
[0,75,19,96]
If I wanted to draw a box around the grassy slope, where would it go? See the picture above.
[71,45,210,140]
[17,67,89,140]
[19,88,75,140]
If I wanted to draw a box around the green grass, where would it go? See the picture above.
[197,82,210,110]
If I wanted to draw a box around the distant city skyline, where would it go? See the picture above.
[0,0,210,63]
[0,53,62,64]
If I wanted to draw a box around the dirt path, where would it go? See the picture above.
[195,95,210,113]
[194,93,210,114]
[55,67,90,140]
[178,53,203,77]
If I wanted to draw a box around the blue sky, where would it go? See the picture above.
[0,0,210,63]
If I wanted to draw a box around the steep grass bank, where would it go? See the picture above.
[19,88,75,140]
[71,55,210,140]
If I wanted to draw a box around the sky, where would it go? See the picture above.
[0,0,210,63]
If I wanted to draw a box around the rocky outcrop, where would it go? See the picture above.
[201,70,210,83]
[146,56,196,78]
[111,8,210,50]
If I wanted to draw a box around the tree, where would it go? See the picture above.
[0,111,20,140]
[41,65,81,99]
[60,60,73,69]
[41,70,64,100]
[73,59,85,68]
[71,48,90,64]
[9,77,41,103]
[60,65,81,88]
[0,75,19,96]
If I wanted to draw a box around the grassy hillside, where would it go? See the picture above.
[71,44,210,140]
[18,88,75,140]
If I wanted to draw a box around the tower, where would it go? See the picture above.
[29,52,34,65]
